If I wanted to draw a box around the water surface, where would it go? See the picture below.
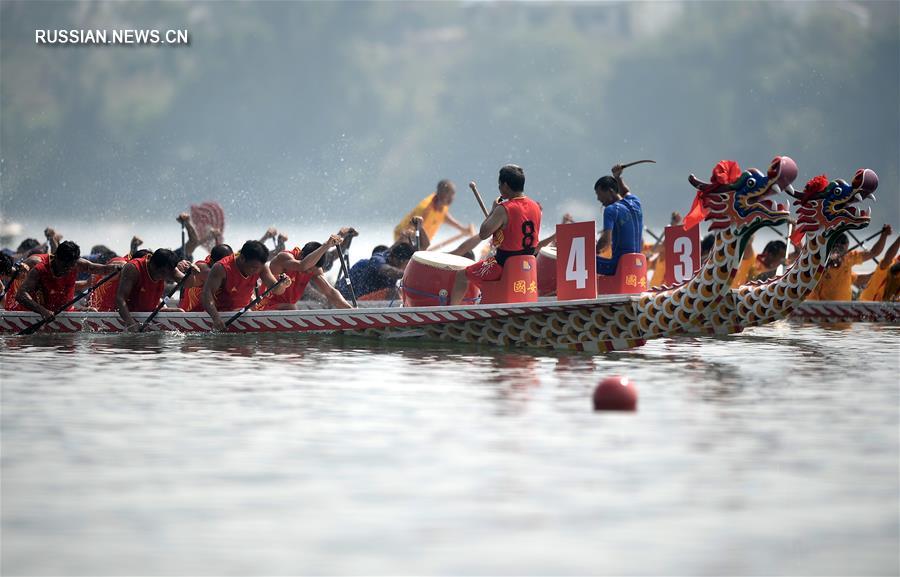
[2,322,898,575]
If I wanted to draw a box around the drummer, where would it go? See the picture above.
[393,179,472,243]
[449,164,542,305]
[15,241,123,319]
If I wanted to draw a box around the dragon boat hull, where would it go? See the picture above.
[0,296,647,353]
[790,301,900,323]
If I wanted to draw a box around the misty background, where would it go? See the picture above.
[2,0,898,237]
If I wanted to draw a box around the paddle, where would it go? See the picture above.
[223,274,289,328]
[620,159,656,170]
[429,230,469,251]
[180,222,186,258]
[414,220,421,251]
[468,181,489,218]
[138,268,194,332]
[335,245,357,308]
[847,230,880,265]
[18,269,121,335]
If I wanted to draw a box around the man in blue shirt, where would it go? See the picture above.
[595,163,643,276]
[342,242,415,299]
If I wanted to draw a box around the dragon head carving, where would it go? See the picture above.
[788,168,876,242]
[687,156,795,234]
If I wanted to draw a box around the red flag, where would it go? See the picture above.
[683,160,741,230]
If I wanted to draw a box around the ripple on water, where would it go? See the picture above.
[1,323,898,575]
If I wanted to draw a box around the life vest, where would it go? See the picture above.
[91,256,129,311]
[213,253,259,310]
[4,253,50,310]
[179,255,212,312]
[495,196,542,265]
[256,248,315,310]
[121,256,165,312]
[32,256,78,311]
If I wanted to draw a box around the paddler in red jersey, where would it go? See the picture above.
[449,164,542,305]
[115,248,200,331]
[2,252,51,310]
[15,241,123,319]
[202,240,291,331]
[258,233,352,310]
[179,244,234,312]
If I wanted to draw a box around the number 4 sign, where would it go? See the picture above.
[663,224,701,285]
[556,221,597,300]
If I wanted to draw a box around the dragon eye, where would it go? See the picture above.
[745,177,756,189]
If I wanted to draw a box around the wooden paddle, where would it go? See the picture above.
[18,269,121,335]
[429,230,469,251]
[620,159,656,170]
[138,268,195,332]
[335,245,357,308]
[223,274,288,328]
[414,220,421,252]
[469,181,489,218]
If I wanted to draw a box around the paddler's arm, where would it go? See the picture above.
[15,267,53,320]
[289,235,343,273]
[115,262,141,330]
[260,265,291,295]
[177,213,201,257]
[876,234,900,270]
[410,217,431,250]
[597,230,612,255]
[172,261,202,286]
[860,225,893,262]
[77,258,124,275]
[478,202,508,240]
[311,274,352,309]
[536,233,556,251]
[611,164,630,196]
[444,212,469,233]
[202,262,227,331]
[449,233,484,257]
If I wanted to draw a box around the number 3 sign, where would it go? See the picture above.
[663,224,701,285]
[556,221,598,300]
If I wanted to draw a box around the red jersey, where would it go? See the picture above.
[120,256,165,312]
[31,257,79,311]
[213,254,259,310]
[91,256,129,311]
[4,253,50,310]
[256,248,315,310]
[179,255,212,312]
[496,196,542,263]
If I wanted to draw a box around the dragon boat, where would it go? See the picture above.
[2,157,894,348]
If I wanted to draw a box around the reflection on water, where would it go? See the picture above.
[1,322,898,575]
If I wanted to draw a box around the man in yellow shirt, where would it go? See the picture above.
[808,225,892,301]
[859,232,899,301]
[393,180,472,243]
[732,234,757,286]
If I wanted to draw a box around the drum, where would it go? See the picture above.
[401,251,479,306]
[536,245,557,296]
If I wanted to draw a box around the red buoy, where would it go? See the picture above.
[593,376,638,411]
